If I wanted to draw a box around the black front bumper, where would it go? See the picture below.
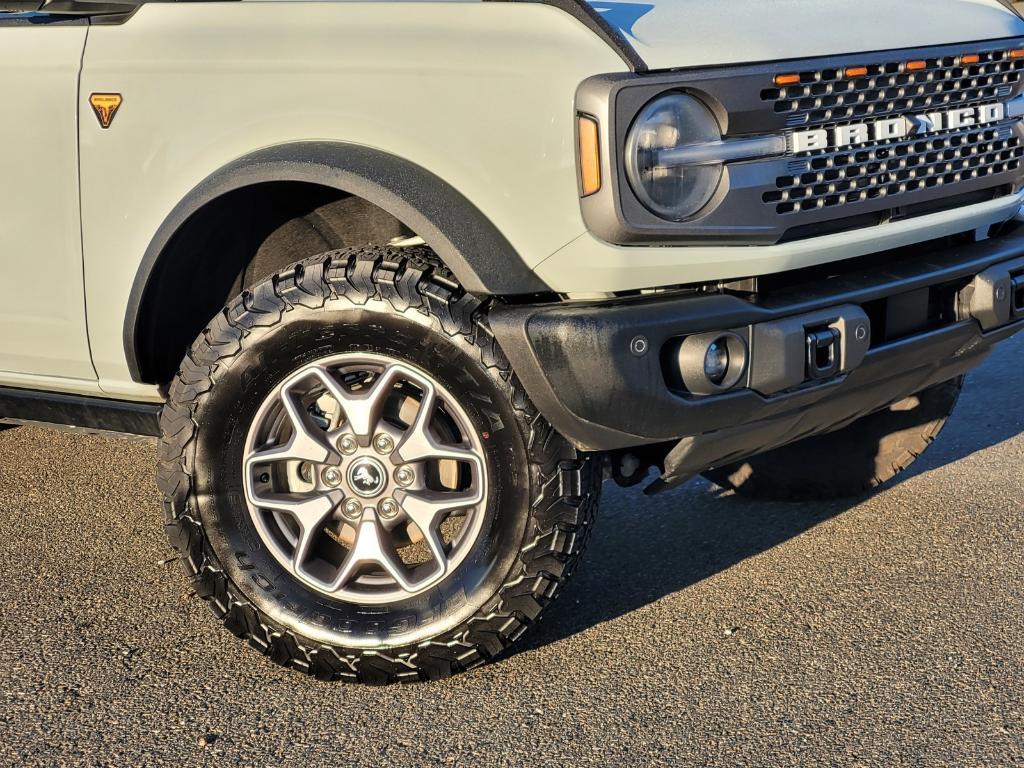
[490,226,1024,483]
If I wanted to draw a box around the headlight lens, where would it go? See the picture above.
[625,92,723,221]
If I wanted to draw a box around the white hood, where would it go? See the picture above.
[587,0,1024,71]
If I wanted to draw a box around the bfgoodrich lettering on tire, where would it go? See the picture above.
[157,246,601,684]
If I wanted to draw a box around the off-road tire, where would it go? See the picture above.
[157,245,601,684]
[703,378,963,501]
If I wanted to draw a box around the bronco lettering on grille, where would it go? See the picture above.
[790,104,1008,154]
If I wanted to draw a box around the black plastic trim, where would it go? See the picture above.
[0,9,88,24]
[124,141,547,383]
[40,0,139,15]
[0,387,161,437]
[654,317,1022,490]
[997,0,1024,19]
[489,227,1024,451]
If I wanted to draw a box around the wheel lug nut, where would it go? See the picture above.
[378,498,399,519]
[394,466,415,487]
[373,434,394,454]
[342,499,363,520]
[322,467,343,487]
[338,434,358,455]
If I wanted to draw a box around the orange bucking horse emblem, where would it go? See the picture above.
[89,93,123,129]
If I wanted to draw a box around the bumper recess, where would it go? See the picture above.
[490,226,1024,479]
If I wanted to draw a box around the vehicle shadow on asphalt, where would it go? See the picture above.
[510,335,1024,657]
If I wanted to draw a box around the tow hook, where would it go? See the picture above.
[962,256,1024,330]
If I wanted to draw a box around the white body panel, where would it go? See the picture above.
[0,26,94,384]
[537,193,1024,293]
[614,0,1023,70]
[78,2,625,395]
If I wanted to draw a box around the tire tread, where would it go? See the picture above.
[158,245,600,684]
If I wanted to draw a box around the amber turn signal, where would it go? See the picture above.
[774,73,801,86]
[578,115,602,197]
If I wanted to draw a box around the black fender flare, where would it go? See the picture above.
[124,141,548,381]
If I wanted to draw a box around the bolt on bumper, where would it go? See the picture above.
[490,227,1024,456]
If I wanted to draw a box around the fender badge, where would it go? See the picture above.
[89,93,123,129]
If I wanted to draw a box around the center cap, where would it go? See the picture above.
[347,456,388,498]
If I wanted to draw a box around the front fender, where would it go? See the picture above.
[123,141,550,381]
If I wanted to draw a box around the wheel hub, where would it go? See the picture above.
[347,456,388,498]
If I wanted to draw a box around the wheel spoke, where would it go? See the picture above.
[398,436,481,466]
[395,382,482,467]
[247,384,337,467]
[331,513,414,593]
[395,488,482,569]
[311,365,402,440]
[247,489,343,566]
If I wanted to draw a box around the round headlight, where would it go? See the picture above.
[625,92,723,221]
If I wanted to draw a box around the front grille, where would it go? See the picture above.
[762,49,1024,128]
[756,44,1024,219]
[585,39,1024,245]
[766,125,1024,215]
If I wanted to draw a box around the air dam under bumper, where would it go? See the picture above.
[489,230,1024,487]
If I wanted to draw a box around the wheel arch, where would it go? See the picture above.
[124,141,548,384]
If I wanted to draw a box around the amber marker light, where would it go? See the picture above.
[1010,49,1024,59]
[961,54,981,65]
[578,115,602,197]
[845,66,869,78]
[906,60,928,71]
[774,73,801,86]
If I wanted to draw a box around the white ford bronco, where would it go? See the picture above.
[1,0,1023,683]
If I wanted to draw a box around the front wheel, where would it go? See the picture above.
[157,247,601,683]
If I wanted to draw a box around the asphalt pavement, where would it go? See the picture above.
[0,334,1022,767]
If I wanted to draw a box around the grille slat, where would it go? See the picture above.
[766,127,1024,215]
[762,50,1024,126]
[759,47,1024,217]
